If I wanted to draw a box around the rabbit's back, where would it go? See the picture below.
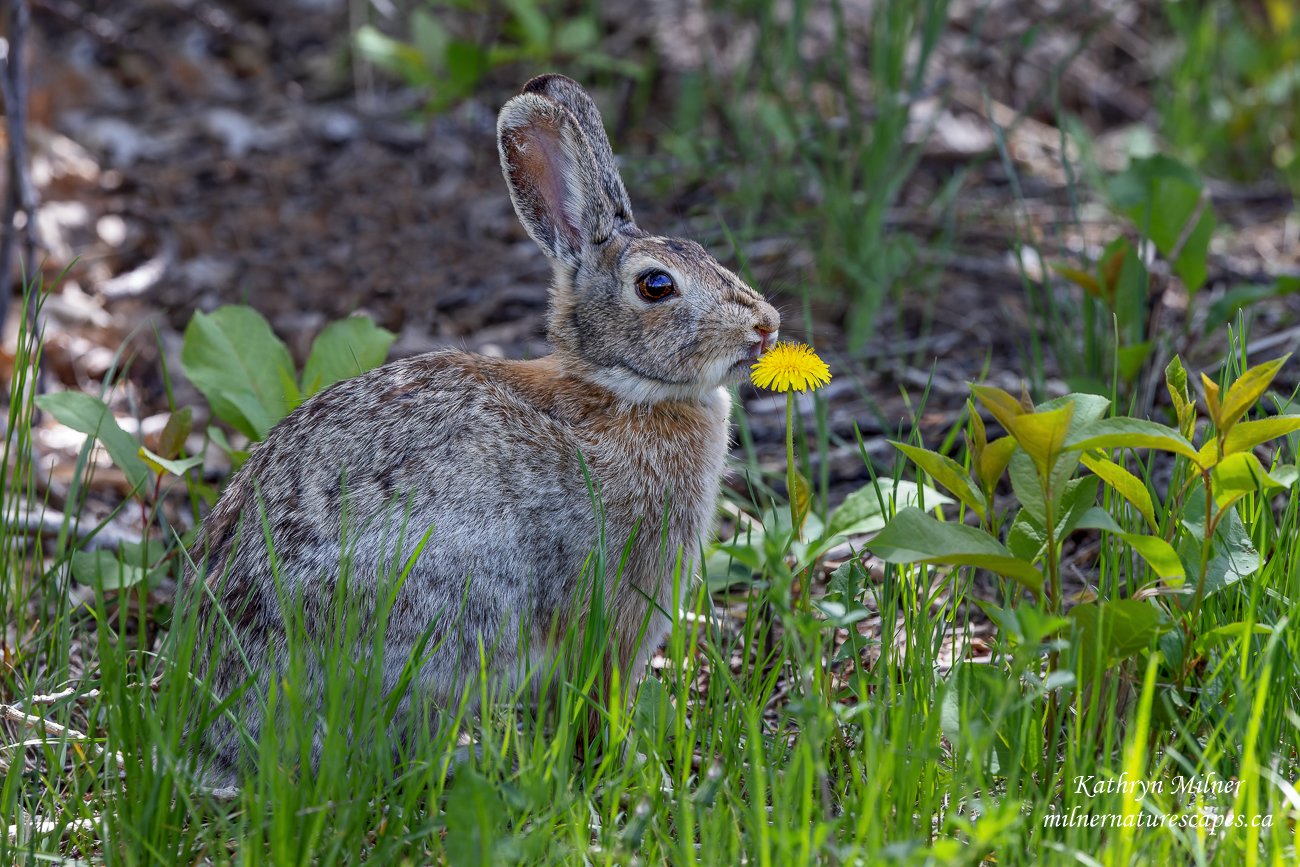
[191,349,730,768]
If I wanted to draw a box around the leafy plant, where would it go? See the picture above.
[868,353,1298,767]
[32,308,393,591]
[1050,153,1216,391]
[180,305,394,445]
[354,1,644,113]
[1161,0,1300,194]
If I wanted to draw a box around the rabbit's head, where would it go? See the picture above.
[498,75,780,404]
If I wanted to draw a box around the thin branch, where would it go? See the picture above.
[0,0,39,336]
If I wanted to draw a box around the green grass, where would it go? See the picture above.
[6,2,1300,863]
[3,266,1298,863]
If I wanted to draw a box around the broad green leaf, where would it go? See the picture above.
[867,507,1042,593]
[157,407,193,460]
[1273,464,1299,488]
[1194,621,1272,655]
[70,550,149,592]
[1055,475,1100,540]
[35,392,150,491]
[1077,508,1185,584]
[1112,244,1148,342]
[1201,373,1222,427]
[181,306,295,440]
[138,446,204,478]
[504,0,551,47]
[827,480,951,538]
[1008,451,1046,525]
[978,436,1019,491]
[1177,491,1261,598]
[893,442,986,520]
[1071,598,1169,668]
[1108,154,1214,294]
[1125,535,1185,584]
[1006,402,1075,479]
[1080,453,1158,531]
[301,315,396,396]
[1006,509,1045,563]
[1217,355,1290,434]
[1211,452,1288,504]
[1221,415,1300,456]
[970,384,1025,435]
[1066,417,1201,464]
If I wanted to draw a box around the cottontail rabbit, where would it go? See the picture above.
[186,74,779,783]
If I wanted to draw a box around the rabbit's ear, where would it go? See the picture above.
[498,79,633,267]
[520,75,634,227]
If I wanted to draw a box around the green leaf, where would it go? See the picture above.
[1116,342,1153,382]
[1221,415,1300,456]
[1006,509,1045,563]
[1165,355,1196,439]
[410,8,450,68]
[553,17,599,53]
[1206,281,1300,332]
[138,446,204,478]
[157,407,193,460]
[504,0,550,47]
[207,425,249,469]
[301,316,395,396]
[1066,417,1201,464]
[1211,452,1289,504]
[1008,450,1046,525]
[1217,355,1290,435]
[1177,491,1261,598]
[971,384,1026,437]
[35,392,150,491]
[892,442,986,520]
[1071,598,1169,669]
[70,550,149,591]
[181,306,296,440]
[977,436,1018,490]
[1056,475,1100,540]
[1006,402,1076,479]
[1080,452,1158,532]
[867,507,1042,593]
[1077,508,1185,584]
[827,480,951,538]
[354,25,433,85]
[1108,154,1214,294]
[1194,621,1273,655]
[1201,373,1222,428]
[1125,535,1185,583]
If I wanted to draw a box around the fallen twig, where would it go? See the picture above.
[0,702,124,768]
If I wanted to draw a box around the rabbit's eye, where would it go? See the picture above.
[636,270,677,302]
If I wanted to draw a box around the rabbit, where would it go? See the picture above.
[184,74,780,784]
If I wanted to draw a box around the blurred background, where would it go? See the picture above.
[3,0,1299,508]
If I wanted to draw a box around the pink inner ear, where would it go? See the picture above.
[513,117,583,253]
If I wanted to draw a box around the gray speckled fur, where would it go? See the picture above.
[185,75,780,783]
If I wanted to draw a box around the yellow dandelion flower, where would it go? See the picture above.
[751,342,831,393]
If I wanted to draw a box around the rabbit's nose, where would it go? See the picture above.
[754,324,777,352]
